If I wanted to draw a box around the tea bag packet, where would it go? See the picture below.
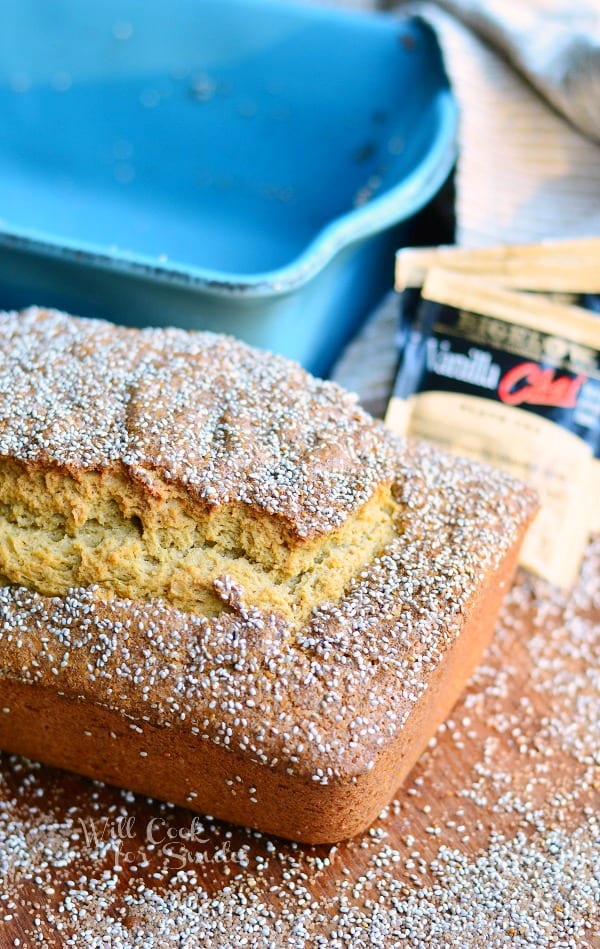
[395,238,600,294]
[387,247,600,588]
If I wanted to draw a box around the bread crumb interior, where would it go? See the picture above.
[0,460,399,623]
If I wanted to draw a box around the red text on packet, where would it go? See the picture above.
[498,362,586,408]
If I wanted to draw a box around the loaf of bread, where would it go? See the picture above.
[0,308,537,842]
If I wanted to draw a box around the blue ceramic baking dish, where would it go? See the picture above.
[0,0,456,376]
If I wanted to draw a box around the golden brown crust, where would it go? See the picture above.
[0,309,538,842]
[0,530,523,843]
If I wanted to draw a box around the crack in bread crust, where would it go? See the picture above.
[0,459,400,622]
[0,309,398,540]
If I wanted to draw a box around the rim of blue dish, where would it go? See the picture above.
[0,91,457,301]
